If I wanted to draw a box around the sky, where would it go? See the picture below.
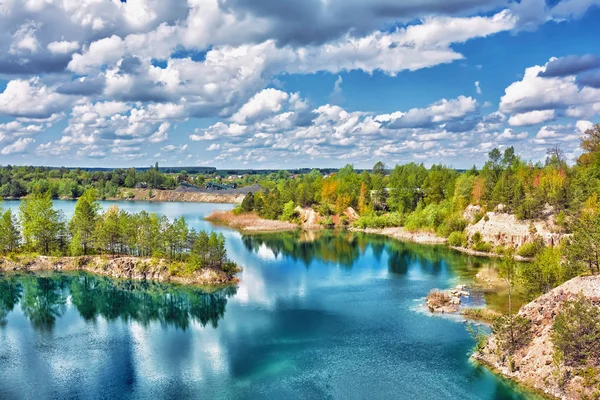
[1,0,600,169]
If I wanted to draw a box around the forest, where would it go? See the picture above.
[0,189,238,275]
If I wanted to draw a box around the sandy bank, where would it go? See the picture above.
[205,210,300,232]
[349,227,448,245]
[111,188,248,204]
[474,275,600,399]
[0,255,239,286]
[449,246,533,262]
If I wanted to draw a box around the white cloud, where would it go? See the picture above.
[232,89,290,124]
[1,137,35,155]
[475,81,482,95]
[376,96,478,128]
[0,78,70,118]
[9,21,40,54]
[508,109,555,126]
[68,35,126,74]
[148,122,170,143]
[500,59,600,119]
[47,40,79,54]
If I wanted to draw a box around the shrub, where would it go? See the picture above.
[321,216,335,228]
[473,241,492,253]
[281,200,298,222]
[426,289,451,309]
[353,212,403,229]
[448,231,465,247]
[472,231,482,243]
[552,294,600,367]
[474,211,485,224]
[493,245,507,255]
[466,322,489,353]
[461,307,502,323]
[516,240,544,258]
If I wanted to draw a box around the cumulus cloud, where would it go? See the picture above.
[232,89,290,124]
[1,137,35,155]
[0,78,71,119]
[538,54,600,77]
[47,40,79,54]
[0,0,597,166]
[377,96,478,129]
[500,58,600,120]
[508,110,555,126]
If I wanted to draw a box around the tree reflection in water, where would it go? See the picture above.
[0,273,237,332]
[242,230,494,280]
[0,276,22,326]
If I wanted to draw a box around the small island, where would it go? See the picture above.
[0,190,240,286]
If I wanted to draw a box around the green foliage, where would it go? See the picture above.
[19,192,66,255]
[353,212,403,229]
[516,240,544,258]
[552,294,600,367]
[492,314,532,356]
[466,322,490,353]
[280,200,298,222]
[447,231,465,247]
[0,209,20,253]
[69,189,100,256]
[240,192,254,212]
[472,241,492,253]
[519,246,565,300]
[461,307,502,323]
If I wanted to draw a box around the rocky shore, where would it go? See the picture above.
[0,255,239,286]
[473,276,600,400]
[426,285,471,313]
[351,227,448,245]
[449,246,533,261]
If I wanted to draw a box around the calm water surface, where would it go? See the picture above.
[0,201,537,399]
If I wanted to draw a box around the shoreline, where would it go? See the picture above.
[449,246,534,262]
[474,276,600,400]
[0,255,239,286]
[349,226,448,245]
[205,210,303,232]
[108,188,245,204]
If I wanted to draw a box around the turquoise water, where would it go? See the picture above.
[0,201,536,399]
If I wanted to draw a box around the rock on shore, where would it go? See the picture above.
[0,256,238,286]
[474,276,600,399]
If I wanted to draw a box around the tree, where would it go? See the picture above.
[546,144,566,167]
[519,247,564,300]
[19,191,66,255]
[69,189,100,255]
[95,206,122,257]
[495,249,531,368]
[240,192,254,212]
[0,209,20,253]
[567,195,600,275]
[281,200,298,222]
[372,161,385,176]
[552,294,600,367]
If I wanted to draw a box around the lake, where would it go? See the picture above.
[0,200,536,399]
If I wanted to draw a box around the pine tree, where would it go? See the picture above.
[19,191,66,255]
[0,209,20,253]
[69,189,100,255]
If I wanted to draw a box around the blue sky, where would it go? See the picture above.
[1,0,600,169]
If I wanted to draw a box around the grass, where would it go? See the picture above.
[460,307,502,323]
